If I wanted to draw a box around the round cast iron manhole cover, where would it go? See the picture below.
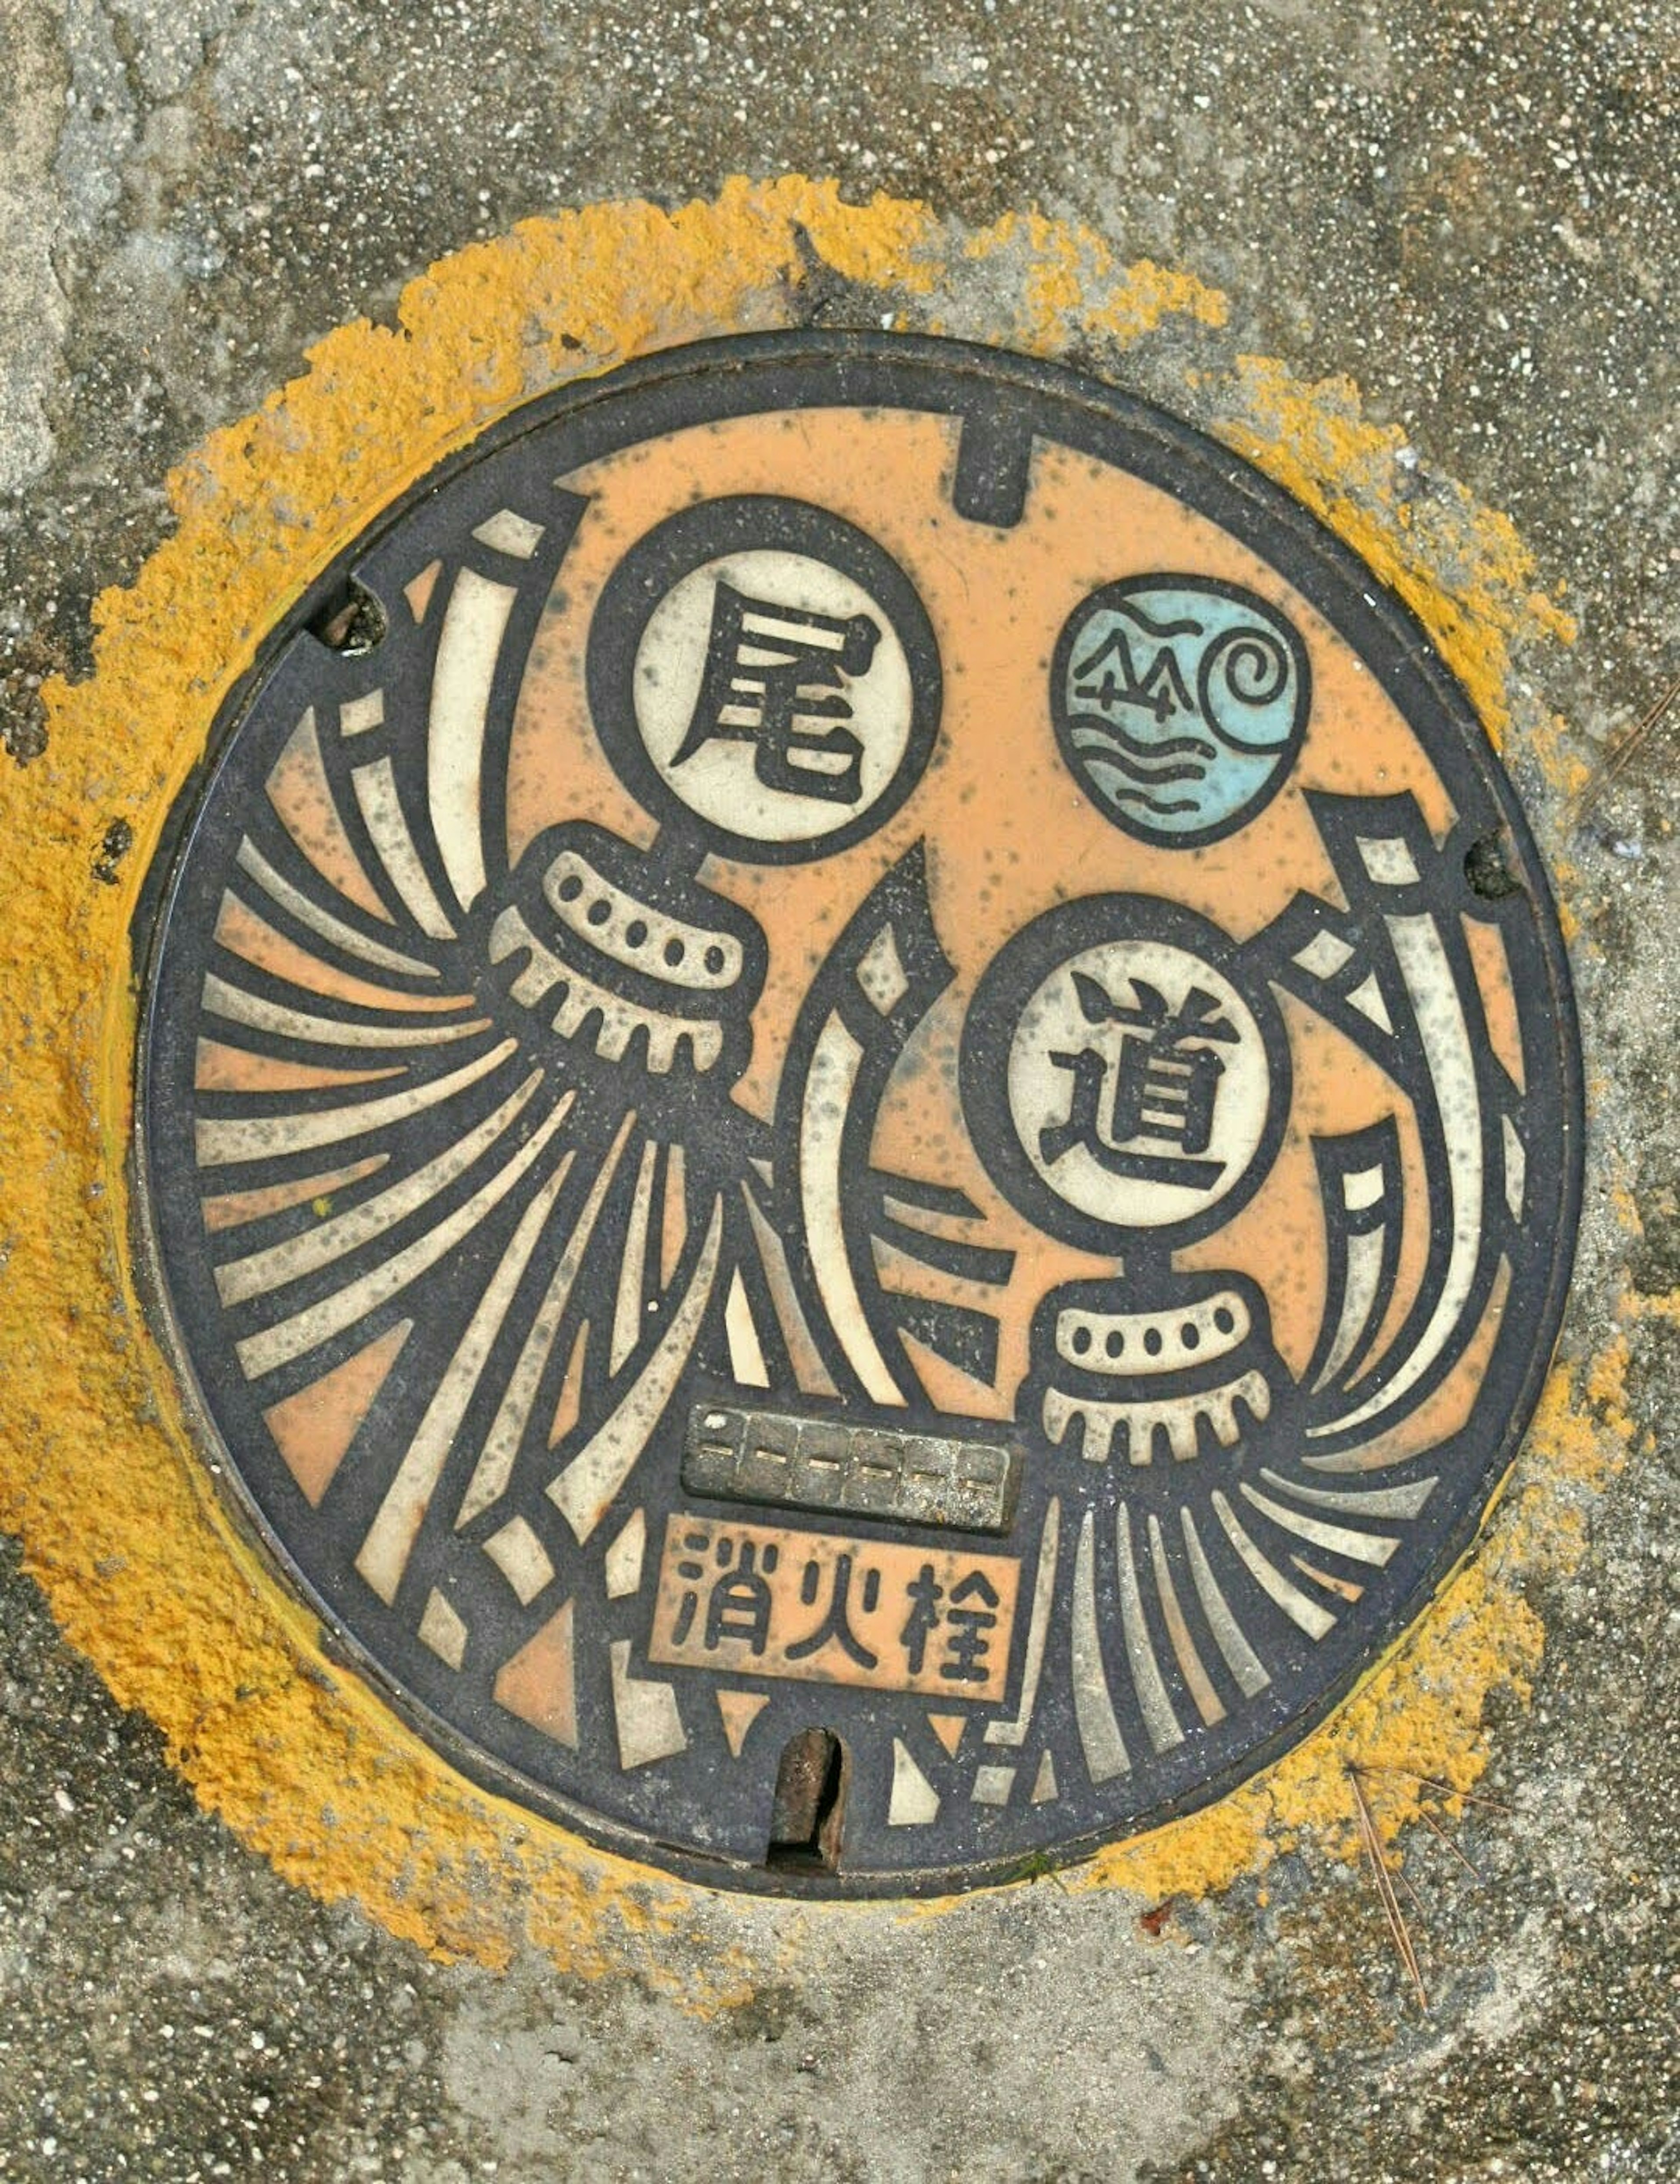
[134,335,1582,1893]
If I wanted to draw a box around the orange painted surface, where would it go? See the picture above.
[494,1598,580,1746]
[508,402,1477,1433]
[264,1319,413,1505]
[202,1154,389,1232]
[195,1040,401,1095]
[266,714,394,923]
[1462,913,1528,1093]
[212,894,471,1014]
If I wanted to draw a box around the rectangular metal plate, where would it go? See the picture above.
[682,1401,1020,1533]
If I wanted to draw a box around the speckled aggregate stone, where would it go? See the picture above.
[0,1,1676,2179]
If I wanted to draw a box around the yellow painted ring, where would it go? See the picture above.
[0,179,1621,1983]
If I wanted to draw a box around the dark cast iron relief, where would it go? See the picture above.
[136,339,1581,1893]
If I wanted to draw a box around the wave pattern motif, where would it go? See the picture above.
[1053,578,1311,845]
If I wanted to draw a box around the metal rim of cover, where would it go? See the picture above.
[130,332,1583,1897]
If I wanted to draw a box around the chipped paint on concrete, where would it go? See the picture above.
[958,207,1230,349]
[1215,357,1577,753]
[0,179,1606,1983]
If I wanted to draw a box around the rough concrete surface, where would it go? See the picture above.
[0,2,1676,2179]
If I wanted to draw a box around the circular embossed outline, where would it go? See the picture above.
[130,331,1584,1898]
[961,893,1293,1252]
[586,493,943,864]
[1049,573,1312,848]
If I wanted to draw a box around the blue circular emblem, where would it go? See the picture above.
[1050,575,1311,846]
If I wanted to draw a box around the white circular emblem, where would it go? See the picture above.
[631,549,917,847]
[1006,937,1274,1231]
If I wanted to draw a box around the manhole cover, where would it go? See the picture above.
[135,335,1581,1893]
